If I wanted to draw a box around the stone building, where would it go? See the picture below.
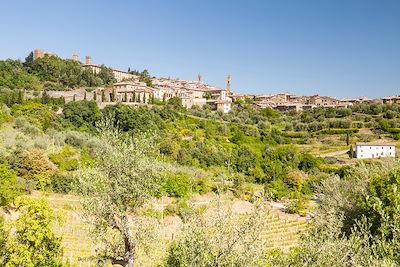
[82,56,134,82]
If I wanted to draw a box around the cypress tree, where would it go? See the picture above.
[349,145,354,158]
[84,91,87,101]
[101,90,106,102]
[72,94,76,102]
[93,91,97,101]
[18,90,24,104]
[143,94,146,103]
[124,92,128,102]
[42,90,50,104]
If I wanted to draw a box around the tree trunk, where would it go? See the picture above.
[122,216,136,267]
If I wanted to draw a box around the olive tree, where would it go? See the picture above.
[166,203,271,267]
[77,122,166,267]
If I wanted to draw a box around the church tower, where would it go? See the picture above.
[226,74,231,95]
[198,73,203,83]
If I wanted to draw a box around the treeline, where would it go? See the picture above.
[0,52,117,91]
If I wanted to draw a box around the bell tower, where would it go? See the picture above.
[226,74,231,95]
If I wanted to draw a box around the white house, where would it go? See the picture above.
[356,143,396,159]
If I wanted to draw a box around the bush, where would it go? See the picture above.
[285,170,304,191]
[33,136,48,150]
[193,176,212,194]
[162,173,191,198]
[285,198,307,216]
[14,117,40,136]
[0,163,24,206]
[17,149,56,189]
[265,179,290,200]
[49,146,80,171]
[51,173,76,194]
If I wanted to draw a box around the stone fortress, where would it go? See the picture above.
[34,49,399,113]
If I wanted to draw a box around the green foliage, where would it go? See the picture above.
[3,197,63,267]
[103,104,164,133]
[11,101,55,130]
[0,60,42,91]
[76,122,167,266]
[51,173,76,194]
[162,173,191,198]
[362,166,400,256]
[285,197,307,216]
[0,163,24,206]
[49,146,79,171]
[165,204,270,267]
[16,149,55,190]
[62,100,102,130]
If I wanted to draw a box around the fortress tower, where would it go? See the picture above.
[226,74,231,95]
[198,73,203,83]
[33,49,44,60]
[72,53,79,61]
[85,56,92,65]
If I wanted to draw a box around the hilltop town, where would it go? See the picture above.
[33,49,400,114]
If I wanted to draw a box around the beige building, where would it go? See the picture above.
[33,49,57,60]
[82,56,134,82]
[307,95,340,106]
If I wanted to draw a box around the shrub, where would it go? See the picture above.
[33,136,48,150]
[162,173,191,198]
[193,176,212,194]
[285,170,304,191]
[51,173,76,194]
[265,179,290,200]
[14,117,40,136]
[49,146,79,171]
[285,198,307,216]
[64,131,89,147]
[0,163,25,206]
[17,149,55,189]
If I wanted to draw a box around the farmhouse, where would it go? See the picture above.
[356,142,396,159]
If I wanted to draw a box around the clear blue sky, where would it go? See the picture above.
[0,0,399,98]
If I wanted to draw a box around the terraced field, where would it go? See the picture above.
[29,192,309,266]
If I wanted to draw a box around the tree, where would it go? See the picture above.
[76,122,166,266]
[17,149,55,190]
[166,203,270,267]
[3,197,63,267]
[41,90,50,104]
[83,91,87,100]
[349,145,354,158]
[0,163,24,206]
[142,93,146,104]
[0,215,7,265]
[62,100,102,129]
[110,89,116,102]
[124,92,128,102]
[101,90,106,102]
[93,91,97,101]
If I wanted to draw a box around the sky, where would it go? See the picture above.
[0,0,399,98]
